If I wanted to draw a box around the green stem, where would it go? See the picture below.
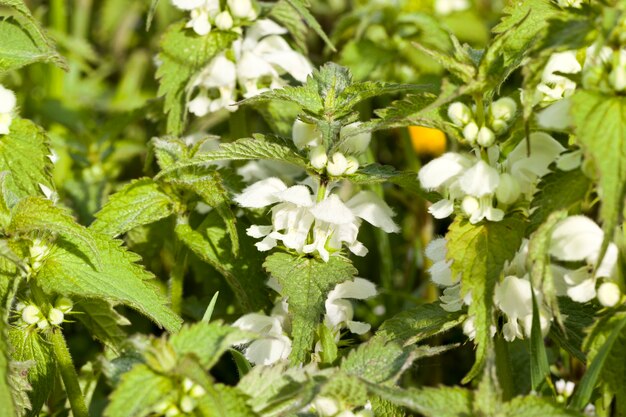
[316,180,328,203]
[72,0,93,39]
[51,330,89,417]
[170,243,188,315]
[49,0,67,98]
[474,94,485,127]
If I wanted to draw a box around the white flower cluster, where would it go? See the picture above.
[0,84,16,135]
[188,19,313,116]
[232,278,376,365]
[15,297,73,330]
[172,0,257,36]
[419,128,564,224]
[153,377,206,417]
[310,396,373,417]
[447,98,516,147]
[426,215,622,342]
[235,118,397,261]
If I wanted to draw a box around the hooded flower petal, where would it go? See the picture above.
[346,191,399,233]
[235,177,288,208]
[549,215,603,261]
[418,152,472,190]
[459,160,500,197]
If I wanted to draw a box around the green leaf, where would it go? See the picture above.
[7,360,32,417]
[269,0,308,53]
[501,395,584,417]
[158,136,309,180]
[263,253,357,364]
[549,297,597,363]
[571,311,626,412]
[169,322,247,370]
[348,164,439,202]
[0,119,53,201]
[528,168,591,233]
[571,92,626,246]
[36,231,182,332]
[8,328,56,417]
[157,22,237,135]
[174,212,272,312]
[0,16,66,75]
[91,178,176,237]
[104,364,176,417]
[73,298,129,352]
[0,318,15,417]
[446,215,525,382]
[368,384,472,417]
[161,167,238,256]
[528,288,550,391]
[376,303,464,345]
[196,384,258,417]
[9,197,100,268]
[283,0,335,52]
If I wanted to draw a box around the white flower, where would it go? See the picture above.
[232,313,292,365]
[555,379,576,398]
[214,10,234,30]
[236,19,312,98]
[609,49,626,92]
[476,126,495,147]
[549,216,618,303]
[324,278,377,335]
[418,152,472,190]
[227,0,257,20]
[236,178,399,261]
[292,119,322,150]
[490,97,517,123]
[172,0,221,36]
[459,160,500,197]
[0,85,16,135]
[189,53,237,115]
[425,237,459,286]
[536,51,581,104]
[309,146,328,169]
[434,0,470,15]
[338,122,371,155]
[447,102,472,126]
[504,132,565,195]
[462,122,479,143]
[597,282,621,307]
[557,0,583,8]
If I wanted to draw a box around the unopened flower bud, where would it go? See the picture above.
[345,156,359,174]
[55,297,73,313]
[15,302,26,312]
[447,102,472,126]
[165,405,181,417]
[477,126,495,147]
[490,97,517,122]
[309,145,328,169]
[292,119,322,150]
[495,173,521,204]
[22,305,41,325]
[461,196,480,216]
[356,410,375,417]
[326,152,348,176]
[598,282,621,307]
[183,378,194,393]
[313,397,340,416]
[36,319,49,330]
[153,401,171,414]
[179,396,196,413]
[462,122,478,144]
[189,384,206,398]
[48,308,64,326]
[491,118,508,134]
[339,122,371,155]
[215,11,233,30]
[228,0,256,19]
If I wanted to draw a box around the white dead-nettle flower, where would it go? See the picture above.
[434,0,470,15]
[0,85,17,135]
[425,237,458,286]
[227,0,257,20]
[172,0,221,36]
[557,0,583,8]
[232,312,292,365]
[536,51,581,104]
[236,19,312,98]
[609,49,626,92]
[555,379,576,400]
[235,177,399,261]
[549,215,619,303]
[188,53,238,116]
[324,278,377,336]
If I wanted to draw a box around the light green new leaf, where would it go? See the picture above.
[283,0,335,51]
[269,0,308,52]
[104,364,176,417]
[0,119,53,201]
[528,168,591,234]
[175,213,272,312]
[529,289,550,391]
[157,22,237,135]
[9,197,100,268]
[446,215,525,383]
[368,384,472,417]
[8,328,57,417]
[36,232,182,332]
[91,178,176,237]
[571,92,626,247]
[377,303,464,345]
[74,298,129,352]
[169,322,247,370]
[0,15,66,75]
[570,311,626,412]
[196,384,258,417]
[263,253,357,364]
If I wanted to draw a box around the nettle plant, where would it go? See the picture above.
[2,0,626,416]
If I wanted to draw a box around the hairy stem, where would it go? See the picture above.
[51,329,89,417]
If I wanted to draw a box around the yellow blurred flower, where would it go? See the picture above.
[409,126,446,156]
